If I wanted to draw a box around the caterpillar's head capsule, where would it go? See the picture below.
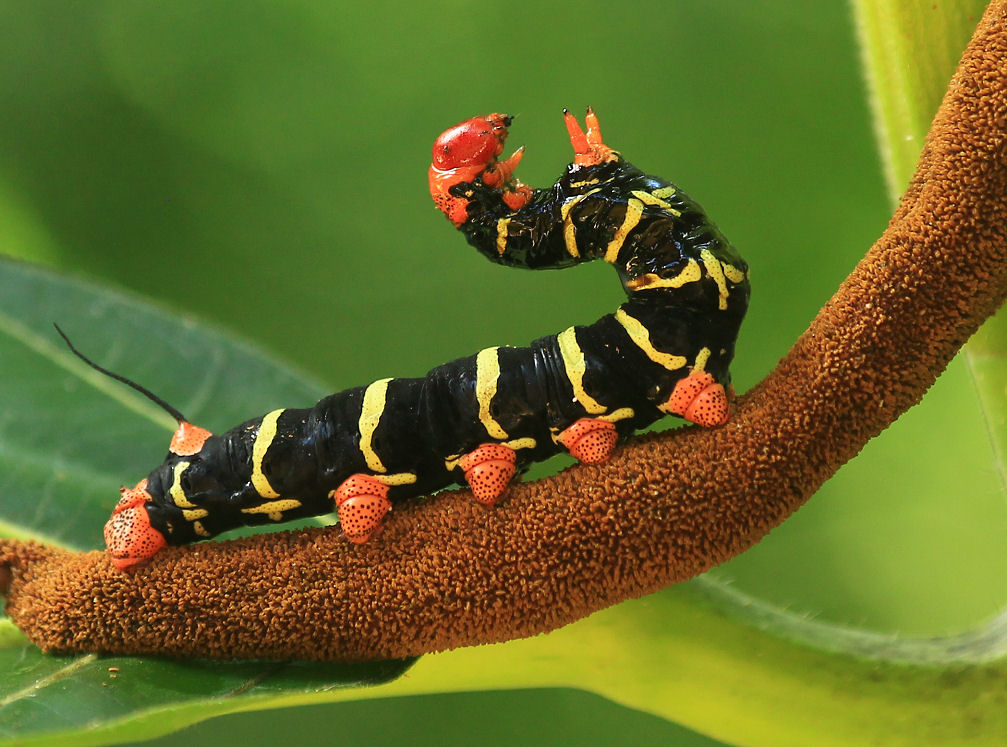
[432,113,511,170]
[429,113,530,226]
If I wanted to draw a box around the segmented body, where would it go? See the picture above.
[102,110,750,569]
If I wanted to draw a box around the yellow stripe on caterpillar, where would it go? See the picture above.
[557,326,607,414]
[475,347,509,439]
[723,263,747,283]
[371,472,418,486]
[503,437,536,451]
[169,461,196,508]
[559,189,600,258]
[700,249,731,310]
[250,409,283,499]
[495,218,510,255]
[359,379,392,473]
[600,407,635,423]
[694,347,712,372]
[615,309,688,371]
[630,189,682,216]
[604,198,644,263]
[241,498,303,515]
[626,259,702,292]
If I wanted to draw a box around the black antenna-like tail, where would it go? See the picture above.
[53,323,188,424]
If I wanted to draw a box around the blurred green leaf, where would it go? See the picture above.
[852,1,1006,621]
[852,0,987,198]
[708,0,1007,638]
[968,308,1007,490]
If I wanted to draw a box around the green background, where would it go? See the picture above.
[1,1,1003,744]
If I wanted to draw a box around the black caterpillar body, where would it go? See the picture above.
[99,110,749,570]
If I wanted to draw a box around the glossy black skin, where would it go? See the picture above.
[460,155,747,305]
[142,155,749,545]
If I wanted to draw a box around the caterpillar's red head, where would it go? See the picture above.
[432,113,511,171]
[429,113,530,226]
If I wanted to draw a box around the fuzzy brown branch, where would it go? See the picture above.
[3,2,1007,662]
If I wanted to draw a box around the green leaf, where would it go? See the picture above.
[856,0,1007,557]
[707,0,1007,641]
[0,259,414,745]
[851,0,988,200]
[967,307,1007,488]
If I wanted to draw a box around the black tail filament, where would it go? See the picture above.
[52,323,188,424]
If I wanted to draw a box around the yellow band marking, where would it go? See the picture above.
[504,436,536,451]
[169,461,196,508]
[251,409,283,499]
[475,347,509,439]
[630,190,670,209]
[562,219,580,257]
[193,521,211,538]
[359,379,391,473]
[569,177,600,188]
[651,186,676,200]
[559,194,587,258]
[615,309,687,371]
[182,508,208,521]
[560,187,602,258]
[495,218,510,255]
[557,326,607,414]
[241,498,302,515]
[604,198,644,263]
[694,347,712,372]
[372,472,418,486]
[630,189,681,216]
[723,263,747,283]
[559,196,583,221]
[700,249,731,310]
[601,407,635,423]
[626,259,703,292]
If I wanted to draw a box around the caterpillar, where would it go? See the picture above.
[84,108,749,571]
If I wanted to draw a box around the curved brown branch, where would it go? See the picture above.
[3,2,1007,662]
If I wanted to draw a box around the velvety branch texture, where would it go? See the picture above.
[2,2,1007,662]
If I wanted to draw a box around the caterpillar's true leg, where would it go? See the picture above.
[332,474,392,544]
[103,479,167,571]
[558,418,618,464]
[563,107,615,167]
[663,371,730,427]
[482,146,533,210]
[458,443,518,506]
